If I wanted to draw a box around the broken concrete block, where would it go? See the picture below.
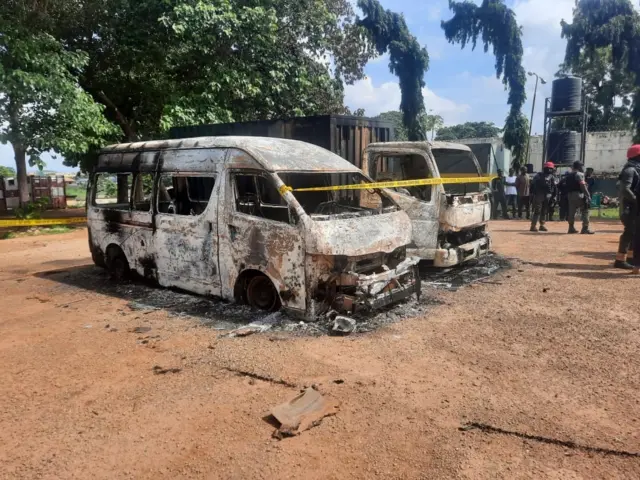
[270,388,340,439]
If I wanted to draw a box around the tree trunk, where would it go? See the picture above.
[13,144,30,206]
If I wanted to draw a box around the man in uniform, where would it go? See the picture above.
[558,171,570,222]
[530,162,557,232]
[566,161,593,234]
[615,145,640,269]
[516,166,531,219]
[491,169,509,219]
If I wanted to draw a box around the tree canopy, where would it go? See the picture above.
[0,2,116,202]
[357,0,430,141]
[557,46,635,132]
[442,0,528,166]
[435,122,501,141]
[560,0,640,139]
[0,166,17,178]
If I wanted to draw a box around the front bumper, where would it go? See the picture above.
[331,256,421,313]
[433,235,491,268]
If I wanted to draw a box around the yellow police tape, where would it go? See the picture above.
[278,176,496,195]
[0,217,87,228]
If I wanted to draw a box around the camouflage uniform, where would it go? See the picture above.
[567,171,590,233]
[530,171,557,230]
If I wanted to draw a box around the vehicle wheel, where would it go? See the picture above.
[106,247,130,281]
[245,275,281,311]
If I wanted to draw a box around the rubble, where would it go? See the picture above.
[45,254,509,337]
[331,315,357,335]
[269,388,340,439]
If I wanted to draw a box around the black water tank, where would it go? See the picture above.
[551,76,582,113]
[547,130,579,165]
[526,163,534,174]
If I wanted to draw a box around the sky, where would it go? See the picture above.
[344,0,577,134]
[0,0,576,174]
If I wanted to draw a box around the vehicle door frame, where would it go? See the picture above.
[217,165,307,313]
[152,148,223,296]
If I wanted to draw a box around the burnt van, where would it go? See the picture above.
[363,141,492,267]
[87,137,420,319]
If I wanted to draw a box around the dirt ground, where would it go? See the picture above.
[1,219,639,479]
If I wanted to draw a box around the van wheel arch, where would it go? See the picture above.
[234,269,282,312]
[105,244,130,281]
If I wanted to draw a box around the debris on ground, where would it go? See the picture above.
[152,365,182,375]
[221,312,284,338]
[42,254,508,337]
[269,388,340,439]
[331,315,356,335]
[131,326,152,334]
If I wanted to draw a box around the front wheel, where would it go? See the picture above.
[245,275,281,311]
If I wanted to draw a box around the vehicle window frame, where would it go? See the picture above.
[371,152,436,204]
[156,172,217,217]
[92,172,134,210]
[230,170,293,225]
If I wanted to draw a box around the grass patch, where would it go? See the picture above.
[594,207,619,219]
[0,225,77,240]
[66,185,87,201]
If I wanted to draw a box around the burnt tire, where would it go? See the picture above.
[106,246,130,281]
[245,274,281,312]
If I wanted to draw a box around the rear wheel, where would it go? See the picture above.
[245,274,280,311]
[106,246,130,281]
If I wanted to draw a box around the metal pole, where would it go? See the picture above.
[580,95,589,165]
[525,75,538,166]
[542,98,550,169]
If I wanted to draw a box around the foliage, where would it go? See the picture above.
[357,0,430,141]
[435,121,502,141]
[376,110,443,141]
[556,47,635,132]
[560,0,640,139]
[0,3,118,200]
[0,166,16,178]
[14,198,50,219]
[442,0,528,165]
[53,0,372,172]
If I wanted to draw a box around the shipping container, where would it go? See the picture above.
[169,115,394,170]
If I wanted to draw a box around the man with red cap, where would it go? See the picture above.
[615,144,640,269]
[530,161,558,232]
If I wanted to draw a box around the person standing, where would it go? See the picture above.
[558,171,570,222]
[566,161,594,234]
[530,162,557,232]
[615,145,640,269]
[491,169,509,219]
[505,168,518,219]
[516,166,531,219]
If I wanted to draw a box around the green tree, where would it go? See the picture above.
[0,5,117,204]
[435,122,502,141]
[357,0,430,141]
[556,47,635,132]
[52,0,372,172]
[560,0,640,138]
[442,0,528,166]
[0,166,16,178]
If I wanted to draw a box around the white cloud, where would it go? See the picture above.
[343,77,470,125]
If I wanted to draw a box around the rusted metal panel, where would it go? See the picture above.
[168,115,394,168]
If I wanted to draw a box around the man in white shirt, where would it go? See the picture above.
[505,168,518,219]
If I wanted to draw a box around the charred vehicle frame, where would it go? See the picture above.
[87,137,420,320]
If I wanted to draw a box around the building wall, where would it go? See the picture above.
[459,131,633,175]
